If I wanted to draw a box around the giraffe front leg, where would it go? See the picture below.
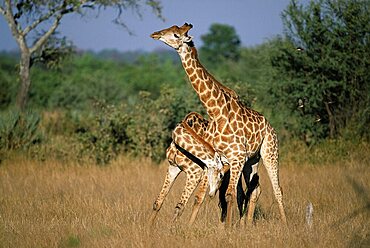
[225,161,244,228]
[236,175,245,218]
[150,164,181,226]
[219,170,230,223]
[188,170,208,225]
[172,167,203,222]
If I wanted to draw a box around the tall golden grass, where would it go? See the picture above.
[0,151,369,247]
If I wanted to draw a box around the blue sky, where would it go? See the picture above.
[0,0,304,52]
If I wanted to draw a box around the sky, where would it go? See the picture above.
[0,0,302,52]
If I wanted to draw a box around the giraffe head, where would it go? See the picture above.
[150,23,193,50]
[208,153,230,198]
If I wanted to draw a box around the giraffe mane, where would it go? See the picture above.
[188,47,239,100]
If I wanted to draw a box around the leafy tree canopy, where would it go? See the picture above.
[200,23,241,67]
[270,0,369,142]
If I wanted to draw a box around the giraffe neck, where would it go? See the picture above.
[178,44,237,119]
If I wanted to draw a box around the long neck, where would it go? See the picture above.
[178,44,237,118]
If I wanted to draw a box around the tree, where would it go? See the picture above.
[270,0,369,142]
[200,23,241,67]
[0,0,162,110]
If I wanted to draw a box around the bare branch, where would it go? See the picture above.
[3,0,22,44]
[29,14,62,54]
[23,0,89,36]
[22,3,66,36]
[29,0,88,54]
[0,5,5,15]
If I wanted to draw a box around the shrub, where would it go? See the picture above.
[0,110,43,150]
[77,102,131,165]
[125,86,205,163]
[76,85,205,164]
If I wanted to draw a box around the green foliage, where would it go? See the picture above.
[0,54,18,108]
[208,43,278,110]
[270,0,370,143]
[200,23,241,68]
[76,86,203,164]
[31,35,74,70]
[22,53,185,110]
[0,110,43,151]
[118,54,185,101]
[43,54,125,110]
[125,86,203,162]
[77,102,131,165]
[125,91,170,162]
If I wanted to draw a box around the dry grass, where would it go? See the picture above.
[0,154,369,248]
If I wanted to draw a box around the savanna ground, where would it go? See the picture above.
[0,142,369,248]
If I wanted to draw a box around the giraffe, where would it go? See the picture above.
[150,112,256,225]
[149,112,228,225]
[151,23,287,226]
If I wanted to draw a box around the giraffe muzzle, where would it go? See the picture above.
[150,32,161,40]
[209,189,217,198]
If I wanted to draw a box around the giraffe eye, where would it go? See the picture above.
[174,34,180,38]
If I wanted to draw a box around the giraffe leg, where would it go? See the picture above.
[225,159,245,228]
[261,132,287,224]
[172,167,203,222]
[236,175,245,218]
[188,170,208,225]
[245,163,261,224]
[219,170,230,223]
[219,170,247,224]
[149,164,181,225]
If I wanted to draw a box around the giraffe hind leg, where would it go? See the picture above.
[150,164,181,226]
[260,132,287,224]
[218,170,245,224]
[224,158,246,227]
[172,167,203,222]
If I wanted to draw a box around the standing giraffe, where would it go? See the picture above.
[151,23,287,226]
[150,112,228,225]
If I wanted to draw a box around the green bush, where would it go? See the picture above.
[124,86,204,162]
[76,85,204,164]
[77,102,131,165]
[0,110,43,150]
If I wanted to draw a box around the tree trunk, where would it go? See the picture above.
[324,101,335,138]
[16,50,31,111]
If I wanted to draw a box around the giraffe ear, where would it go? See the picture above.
[180,23,193,35]
[183,35,193,43]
